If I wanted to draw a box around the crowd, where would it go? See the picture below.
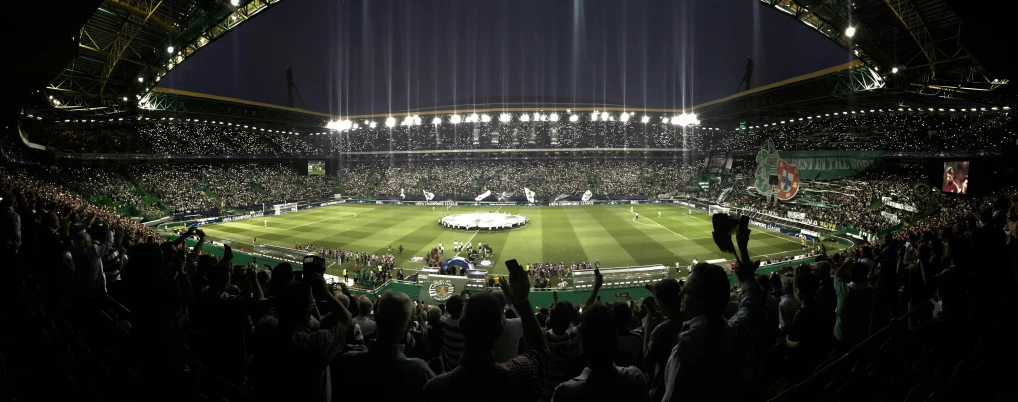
[338,159,700,198]
[3,174,1014,402]
[24,111,1014,156]
[132,163,332,213]
[0,163,332,217]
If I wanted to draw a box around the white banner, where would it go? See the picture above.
[886,200,917,213]
[423,189,435,201]
[787,211,807,220]
[881,211,900,223]
[581,189,593,201]
[523,187,536,203]
[801,229,820,238]
[497,191,509,202]
[400,188,406,200]
[475,190,491,201]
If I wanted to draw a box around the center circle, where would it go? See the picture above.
[440,212,529,231]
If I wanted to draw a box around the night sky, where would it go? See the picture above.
[160,0,852,116]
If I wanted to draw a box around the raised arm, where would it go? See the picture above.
[584,268,604,308]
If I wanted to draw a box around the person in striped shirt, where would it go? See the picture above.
[541,269,603,401]
[441,295,465,371]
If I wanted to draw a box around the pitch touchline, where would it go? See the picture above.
[685,211,800,245]
[634,216,690,240]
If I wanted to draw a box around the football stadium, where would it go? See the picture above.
[3,0,1016,402]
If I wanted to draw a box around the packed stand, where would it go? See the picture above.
[337,159,699,198]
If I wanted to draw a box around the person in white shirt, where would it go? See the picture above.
[688,209,691,215]
[491,291,523,363]
[635,212,639,220]
[438,242,444,254]
[264,219,267,227]
[658,211,662,217]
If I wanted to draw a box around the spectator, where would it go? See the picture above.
[254,275,351,402]
[660,220,764,402]
[353,296,377,340]
[1,190,21,255]
[493,290,524,363]
[832,260,875,355]
[339,290,435,399]
[440,295,465,371]
[423,269,548,402]
[778,276,800,334]
[552,302,648,402]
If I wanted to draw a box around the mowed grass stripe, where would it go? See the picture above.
[563,207,637,267]
[598,206,715,265]
[539,207,589,264]
[497,207,544,267]
[579,206,684,267]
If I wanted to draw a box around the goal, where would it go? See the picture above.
[709,205,729,215]
[273,202,299,215]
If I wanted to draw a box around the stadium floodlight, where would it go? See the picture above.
[591,111,599,120]
[431,117,442,125]
[167,45,174,53]
[891,67,899,73]
[671,116,682,125]
[641,115,650,124]
[620,113,630,122]
[369,121,377,129]
[450,114,462,124]
[549,113,560,122]
[600,112,610,121]
[231,0,239,6]
[661,117,669,124]
[533,112,541,121]
[798,118,803,121]
[401,116,413,126]
[569,114,579,122]
[499,113,511,123]
[780,121,786,124]
[481,114,491,123]
[938,108,944,111]
[412,115,422,125]
[520,114,531,122]
[1004,106,1011,110]
[137,77,144,83]
[468,113,479,123]
[385,117,396,127]
[845,26,856,38]
[991,107,999,111]
[541,114,548,122]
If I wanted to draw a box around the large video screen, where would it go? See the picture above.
[941,161,969,194]
[308,160,326,176]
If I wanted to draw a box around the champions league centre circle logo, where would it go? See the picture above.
[428,279,456,302]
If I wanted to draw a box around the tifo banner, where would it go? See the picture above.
[759,150,885,181]
[523,187,536,203]
[423,189,435,201]
[581,189,593,202]
[884,200,917,213]
[787,211,807,220]
[475,190,491,201]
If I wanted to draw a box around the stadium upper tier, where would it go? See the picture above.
[22,111,1014,156]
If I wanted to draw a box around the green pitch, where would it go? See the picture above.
[200,204,829,278]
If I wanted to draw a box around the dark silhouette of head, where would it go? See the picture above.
[579,303,617,366]
[459,292,503,351]
[680,263,731,319]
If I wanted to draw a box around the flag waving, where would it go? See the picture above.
[581,189,593,202]
[475,190,491,202]
[523,187,536,203]
[423,189,435,201]
[400,188,406,200]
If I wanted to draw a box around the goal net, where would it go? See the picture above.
[709,205,729,215]
[273,202,299,215]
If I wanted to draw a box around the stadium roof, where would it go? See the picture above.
[43,0,282,114]
[758,0,1010,98]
